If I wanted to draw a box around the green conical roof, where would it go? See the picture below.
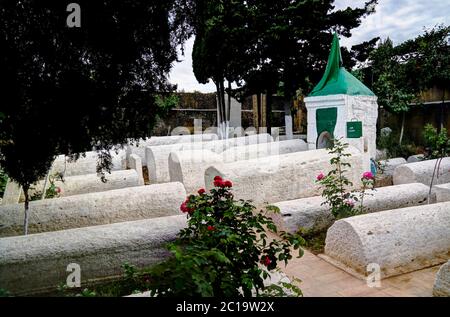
[309,33,375,97]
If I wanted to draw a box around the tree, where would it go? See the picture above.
[0,0,193,234]
[400,25,450,129]
[192,0,378,134]
[192,0,251,138]
[364,26,450,144]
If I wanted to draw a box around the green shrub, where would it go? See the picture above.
[423,123,450,159]
[146,177,304,297]
[377,131,417,159]
[315,139,374,220]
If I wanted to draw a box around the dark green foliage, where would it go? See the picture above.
[423,124,450,159]
[147,179,304,297]
[0,168,7,198]
[376,131,418,159]
[0,0,193,191]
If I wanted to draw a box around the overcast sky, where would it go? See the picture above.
[168,0,450,93]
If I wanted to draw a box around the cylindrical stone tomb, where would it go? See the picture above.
[433,260,450,297]
[324,201,450,279]
[221,139,307,163]
[274,183,435,233]
[169,150,223,194]
[393,157,450,186]
[0,215,186,295]
[205,147,364,206]
[0,182,186,237]
[27,169,141,199]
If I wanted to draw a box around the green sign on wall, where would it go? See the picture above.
[346,121,363,138]
[316,107,337,137]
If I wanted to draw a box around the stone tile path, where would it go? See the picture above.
[279,249,438,297]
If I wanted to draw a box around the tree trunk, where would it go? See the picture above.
[266,90,272,135]
[23,185,30,235]
[219,80,227,138]
[256,94,262,129]
[215,81,225,139]
[399,112,405,145]
[440,88,446,131]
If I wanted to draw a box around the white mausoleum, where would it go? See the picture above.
[305,34,378,160]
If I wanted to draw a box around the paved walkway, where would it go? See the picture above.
[279,249,438,297]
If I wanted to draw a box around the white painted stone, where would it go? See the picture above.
[407,154,425,163]
[205,146,364,206]
[305,94,378,159]
[27,169,141,199]
[0,215,187,295]
[378,157,407,176]
[146,134,273,183]
[393,157,450,186]
[221,139,307,163]
[375,149,388,161]
[126,134,218,166]
[169,150,223,194]
[128,154,145,185]
[51,149,127,177]
[0,182,186,237]
[274,183,434,233]
[433,183,450,203]
[1,180,22,205]
[433,260,450,297]
[324,201,450,279]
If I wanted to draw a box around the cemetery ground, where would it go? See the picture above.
[1,133,449,298]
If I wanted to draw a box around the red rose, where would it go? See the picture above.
[207,225,215,231]
[56,187,61,193]
[198,188,206,195]
[224,180,232,188]
[260,256,271,266]
[180,202,189,213]
[214,175,223,182]
[316,172,324,181]
[214,179,224,187]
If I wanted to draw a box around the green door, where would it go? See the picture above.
[316,107,337,139]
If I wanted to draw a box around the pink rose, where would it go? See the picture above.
[316,172,325,181]
[344,198,355,207]
[362,171,374,180]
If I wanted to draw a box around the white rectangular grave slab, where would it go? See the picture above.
[26,169,141,199]
[273,183,434,233]
[1,180,22,205]
[205,146,364,206]
[323,201,450,279]
[433,260,450,297]
[0,182,186,237]
[128,154,145,185]
[0,215,187,296]
[51,149,127,177]
[146,134,273,184]
[126,133,219,166]
[432,183,450,203]
[393,157,450,186]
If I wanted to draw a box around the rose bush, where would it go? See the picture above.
[315,138,374,219]
[146,176,304,297]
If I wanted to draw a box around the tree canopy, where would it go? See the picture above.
[191,0,378,132]
[0,0,193,191]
